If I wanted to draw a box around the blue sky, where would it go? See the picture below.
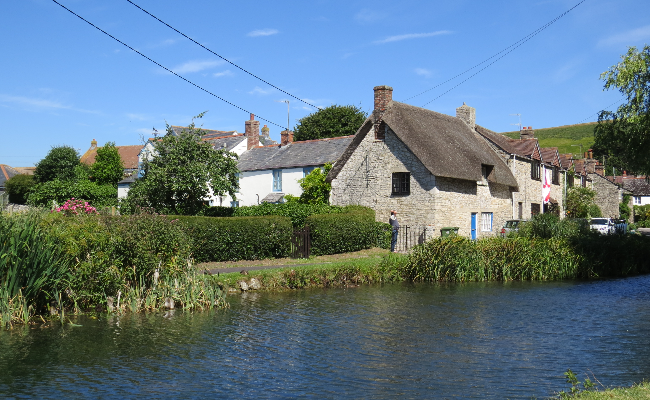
[2,0,649,167]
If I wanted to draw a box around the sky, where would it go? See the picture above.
[2,0,650,167]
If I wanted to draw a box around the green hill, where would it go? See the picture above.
[501,122,597,158]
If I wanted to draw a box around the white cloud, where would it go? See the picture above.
[599,25,650,47]
[213,70,234,78]
[126,113,149,121]
[415,68,432,78]
[374,31,452,44]
[247,29,279,37]
[355,9,387,23]
[0,94,99,114]
[171,60,224,74]
[248,86,275,95]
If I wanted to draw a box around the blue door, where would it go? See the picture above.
[471,213,477,240]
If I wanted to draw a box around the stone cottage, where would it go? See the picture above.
[327,85,520,239]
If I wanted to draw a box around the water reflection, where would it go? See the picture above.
[1,276,649,399]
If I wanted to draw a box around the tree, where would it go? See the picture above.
[293,105,367,141]
[34,145,80,183]
[5,174,35,204]
[124,116,239,215]
[565,186,602,219]
[296,164,332,204]
[594,45,650,175]
[91,142,124,186]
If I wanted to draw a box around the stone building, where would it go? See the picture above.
[327,85,520,239]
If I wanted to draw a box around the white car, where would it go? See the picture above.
[589,218,614,235]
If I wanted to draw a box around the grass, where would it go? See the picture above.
[566,382,650,399]
[502,122,597,157]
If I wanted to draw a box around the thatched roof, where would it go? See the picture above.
[328,102,518,188]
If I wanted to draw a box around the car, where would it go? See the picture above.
[589,218,615,235]
[500,219,524,237]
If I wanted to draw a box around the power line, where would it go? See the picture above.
[51,0,286,130]
[404,0,587,106]
[577,97,625,124]
[125,0,320,111]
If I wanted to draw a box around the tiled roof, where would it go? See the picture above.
[540,147,560,167]
[622,178,650,196]
[330,103,518,188]
[475,125,541,161]
[559,153,573,170]
[80,144,143,169]
[170,125,239,139]
[238,136,353,172]
[206,136,247,152]
[0,164,20,189]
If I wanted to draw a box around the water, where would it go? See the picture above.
[1,275,650,399]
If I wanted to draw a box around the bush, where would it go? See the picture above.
[5,174,35,204]
[173,215,293,262]
[28,179,117,208]
[307,206,385,255]
[228,202,344,228]
[518,214,590,239]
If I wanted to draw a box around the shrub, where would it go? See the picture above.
[228,202,344,228]
[173,215,293,262]
[5,174,35,205]
[518,214,590,239]
[307,206,384,255]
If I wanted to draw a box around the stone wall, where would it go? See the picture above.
[330,125,514,238]
[589,173,623,219]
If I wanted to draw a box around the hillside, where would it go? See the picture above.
[501,122,597,158]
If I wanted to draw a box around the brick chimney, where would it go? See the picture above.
[280,130,294,146]
[245,113,260,150]
[373,85,393,114]
[595,164,605,176]
[520,126,535,140]
[456,102,476,130]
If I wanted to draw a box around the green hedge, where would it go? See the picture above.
[307,206,390,255]
[204,203,344,228]
[173,215,293,263]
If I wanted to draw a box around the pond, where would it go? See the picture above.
[1,275,650,399]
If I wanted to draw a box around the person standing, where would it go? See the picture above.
[389,210,399,252]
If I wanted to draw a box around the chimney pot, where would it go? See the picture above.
[250,113,255,121]
[520,126,535,140]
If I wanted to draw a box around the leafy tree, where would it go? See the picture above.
[293,105,367,141]
[124,116,239,215]
[91,142,124,186]
[565,186,602,219]
[34,145,80,183]
[296,164,332,204]
[620,194,632,221]
[5,174,35,204]
[594,45,650,175]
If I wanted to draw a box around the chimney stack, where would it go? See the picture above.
[585,158,597,174]
[90,139,98,149]
[281,130,294,146]
[261,124,270,139]
[595,164,605,176]
[373,85,393,114]
[456,102,476,130]
[245,114,260,150]
[520,126,535,140]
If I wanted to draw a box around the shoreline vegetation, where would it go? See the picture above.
[1,208,650,327]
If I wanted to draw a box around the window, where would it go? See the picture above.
[480,164,493,185]
[531,160,540,180]
[272,169,282,192]
[481,212,493,231]
[392,172,410,195]
[552,166,559,185]
[303,166,317,177]
[531,203,540,216]
[230,200,239,208]
[518,202,523,220]
[581,176,587,187]
[634,196,642,205]
[567,174,574,187]
[375,121,386,140]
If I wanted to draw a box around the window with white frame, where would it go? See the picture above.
[481,212,493,231]
[634,196,642,205]
[230,200,239,208]
[272,169,282,192]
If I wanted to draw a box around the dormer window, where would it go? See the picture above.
[480,164,493,185]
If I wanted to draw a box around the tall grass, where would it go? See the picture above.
[0,211,68,326]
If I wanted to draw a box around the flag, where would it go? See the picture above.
[542,168,551,204]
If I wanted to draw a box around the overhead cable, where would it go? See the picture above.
[125,0,320,110]
[405,0,587,106]
[51,0,286,129]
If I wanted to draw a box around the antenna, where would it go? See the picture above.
[510,113,522,132]
[275,100,290,130]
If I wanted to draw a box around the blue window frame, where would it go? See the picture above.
[303,166,317,177]
[273,169,282,192]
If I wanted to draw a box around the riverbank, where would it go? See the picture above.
[556,381,650,399]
